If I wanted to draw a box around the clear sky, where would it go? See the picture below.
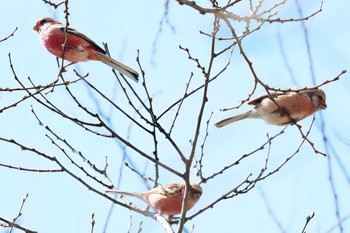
[1,1,350,233]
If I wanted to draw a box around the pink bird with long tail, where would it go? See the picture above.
[215,89,327,127]
[33,17,139,82]
[106,182,202,216]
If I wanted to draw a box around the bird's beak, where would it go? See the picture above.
[32,25,38,31]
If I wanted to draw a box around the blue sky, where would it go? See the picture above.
[1,0,350,233]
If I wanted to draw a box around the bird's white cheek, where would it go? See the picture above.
[38,24,52,35]
[311,96,322,109]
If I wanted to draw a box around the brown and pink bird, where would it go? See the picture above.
[215,89,327,127]
[106,182,202,216]
[33,17,139,82]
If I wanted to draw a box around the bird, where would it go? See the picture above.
[33,17,139,82]
[215,89,327,127]
[106,182,202,215]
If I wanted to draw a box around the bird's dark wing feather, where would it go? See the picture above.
[248,92,284,105]
[59,26,106,54]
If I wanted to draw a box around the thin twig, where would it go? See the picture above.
[10,193,29,233]
[0,163,62,172]
[40,0,65,8]
[91,212,95,233]
[0,27,18,43]
[0,216,37,233]
[301,212,315,233]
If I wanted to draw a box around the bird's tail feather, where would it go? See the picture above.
[97,53,139,82]
[106,189,143,199]
[215,110,252,128]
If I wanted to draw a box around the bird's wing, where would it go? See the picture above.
[248,91,284,105]
[159,183,182,196]
[58,26,106,54]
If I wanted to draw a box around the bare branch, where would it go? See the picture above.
[0,163,62,172]
[169,72,194,135]
[176,0,242,15]
[0,216,37,233]
[40,0,65,8]
[0,194,36,233]
[0,27,18,43]
[177,16,220,233]
[301,212,315,233]
[91,212,95,233]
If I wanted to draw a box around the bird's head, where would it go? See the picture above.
[190,183,203,200]
[33,17,60,33]
[313,89,327,110]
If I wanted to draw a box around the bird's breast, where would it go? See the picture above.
[40,28,90,62]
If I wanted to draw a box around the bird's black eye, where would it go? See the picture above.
[317,95,323,100]
[40,18,48,25]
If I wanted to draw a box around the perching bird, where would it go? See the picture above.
[215,89,327,127]
[33,17,139,82]
[106,182,202,215]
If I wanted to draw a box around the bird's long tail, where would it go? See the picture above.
[215,110,253,128]
[96,53,139,82]
[106,189,143,199]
